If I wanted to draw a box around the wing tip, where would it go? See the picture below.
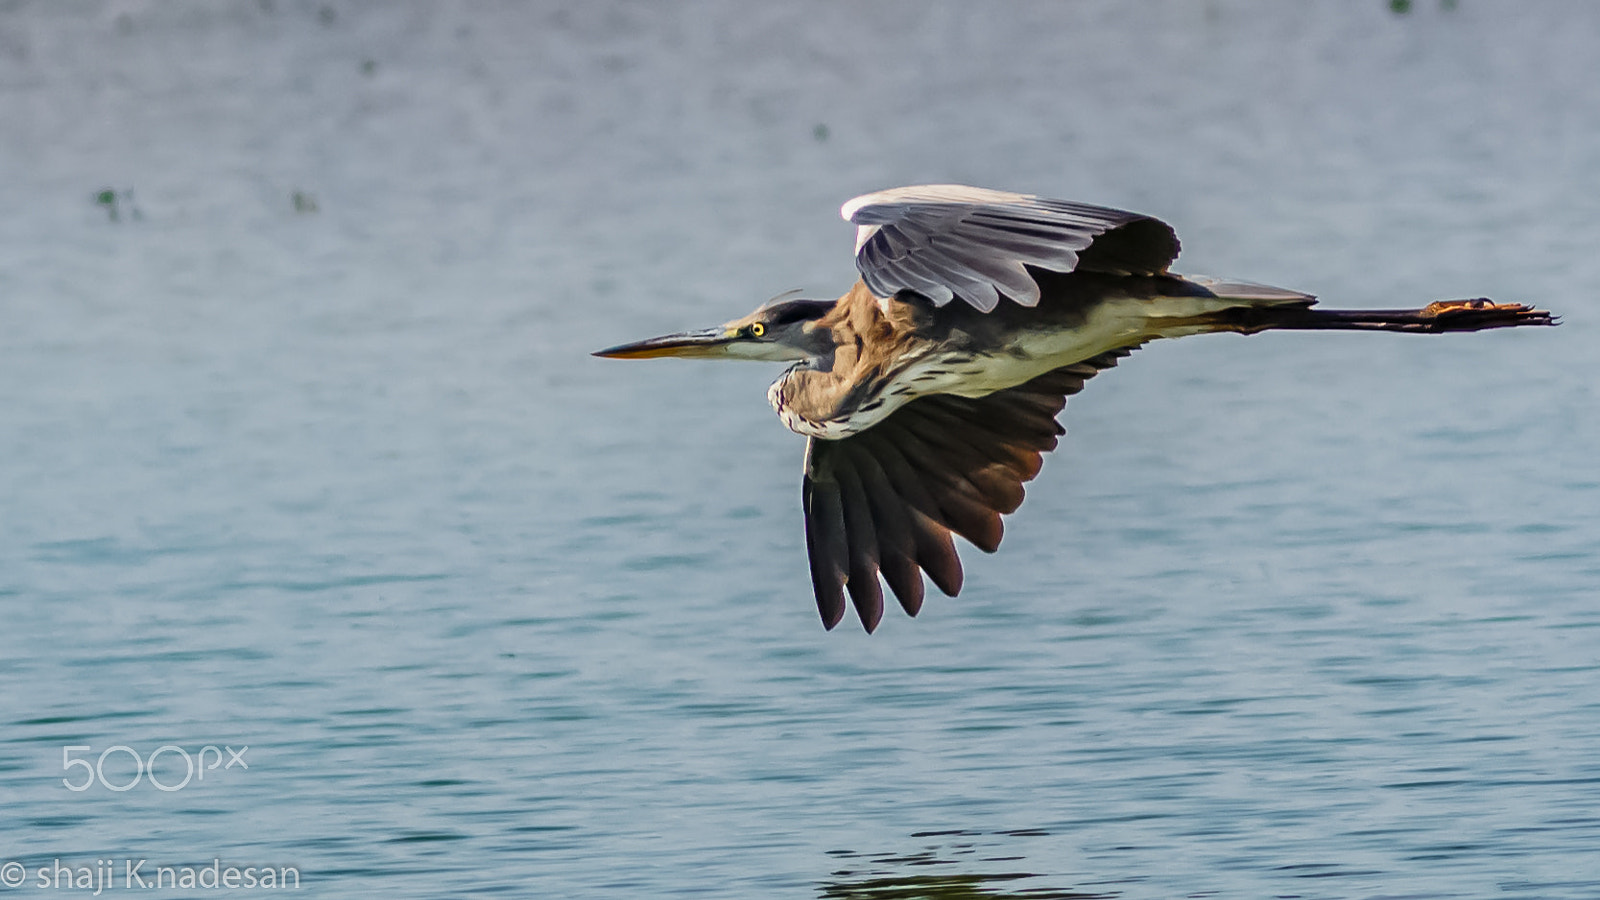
[847,575,885,633]
[816,589,846,630]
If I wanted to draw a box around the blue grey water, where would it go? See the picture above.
[1,2,1597,897]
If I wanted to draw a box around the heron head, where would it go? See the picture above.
[594,297,835,362]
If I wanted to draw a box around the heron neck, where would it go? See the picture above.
[771,333,921,438]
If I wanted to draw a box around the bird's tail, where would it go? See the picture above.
[1204,298,1557,335]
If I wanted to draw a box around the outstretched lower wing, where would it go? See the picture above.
[843,185,1180,313]
[802,349,1137,632]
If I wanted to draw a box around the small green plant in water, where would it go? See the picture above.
[94,188,141,222]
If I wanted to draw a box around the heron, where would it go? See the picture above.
[595,185,1555,633]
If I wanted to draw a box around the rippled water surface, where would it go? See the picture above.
[2,2,1598,897]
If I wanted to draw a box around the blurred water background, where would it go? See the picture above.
[1,2,1598,897]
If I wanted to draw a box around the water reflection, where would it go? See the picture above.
[819,833,1115,900]
[819,873,1112,900]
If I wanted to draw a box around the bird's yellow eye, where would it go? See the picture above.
[750,323,766,337]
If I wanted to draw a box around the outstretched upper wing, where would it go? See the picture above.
[843,185,1181,313]
[802,349,1137,632]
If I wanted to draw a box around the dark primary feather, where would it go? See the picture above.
[1072,217,1182,276]
[802,348,1136,631]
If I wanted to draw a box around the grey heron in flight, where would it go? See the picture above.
[595,185,1555,632]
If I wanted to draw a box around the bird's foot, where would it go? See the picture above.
[1421,298,1528,316]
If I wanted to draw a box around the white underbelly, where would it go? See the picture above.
[904,294,1246,398]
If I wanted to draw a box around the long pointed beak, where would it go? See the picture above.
[593,327,736,359]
